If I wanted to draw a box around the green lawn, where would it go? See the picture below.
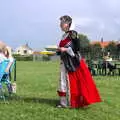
[0,61,120,120]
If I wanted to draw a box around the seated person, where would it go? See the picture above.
[103,52,112,62]
[103,52,116,73]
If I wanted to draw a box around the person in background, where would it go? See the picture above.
[103,52,116,74]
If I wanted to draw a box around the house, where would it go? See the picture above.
[91,41,111,48]
[15,43,33,55]
[90,37,120,48]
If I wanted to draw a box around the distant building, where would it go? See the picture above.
[91,41,111,48]
[15,43,33,55]
[91,38,118,48]
[45,45,57,51]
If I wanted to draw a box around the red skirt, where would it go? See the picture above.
[68,59,102,108]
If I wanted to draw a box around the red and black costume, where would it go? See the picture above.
[57,30,101,108]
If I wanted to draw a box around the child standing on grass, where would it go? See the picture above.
[57,15,102,108]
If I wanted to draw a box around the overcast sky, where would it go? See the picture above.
[0,0,120,50]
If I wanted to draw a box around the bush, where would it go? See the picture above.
[13,54,33,61]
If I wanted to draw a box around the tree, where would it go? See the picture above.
[78,34,90,49]
[77,34,90,58]
[90,43,102,60]
[117,43,120,60]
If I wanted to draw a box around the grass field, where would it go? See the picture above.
[0,61,120,120]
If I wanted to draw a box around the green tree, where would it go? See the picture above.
[78,34,90,49]
[78,34,90,59]
[117,43,120,60]
[90,43,102,60]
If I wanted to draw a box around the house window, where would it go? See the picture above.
[24,50,27,54]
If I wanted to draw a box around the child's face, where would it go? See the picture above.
[60,22,70,32]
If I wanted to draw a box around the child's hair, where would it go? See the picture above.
[3,47,9,58]
[60,15,72,27]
